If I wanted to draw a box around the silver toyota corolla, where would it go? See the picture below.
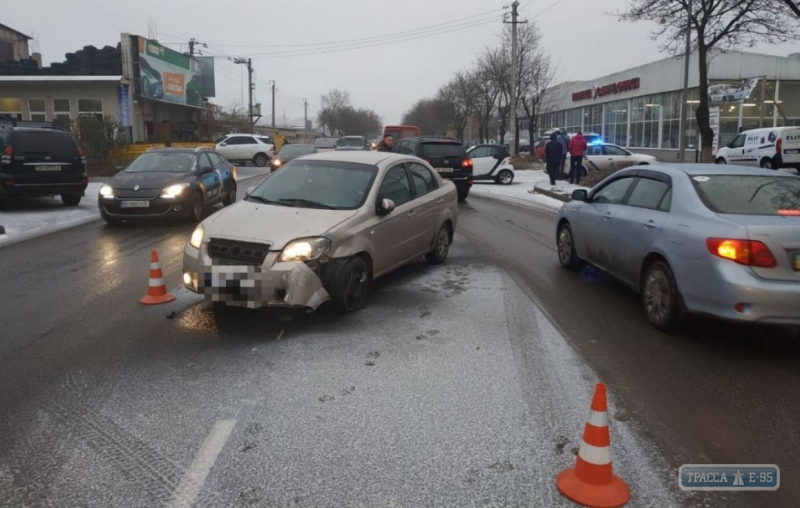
[556,164,800,330]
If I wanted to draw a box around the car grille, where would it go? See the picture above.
[207,238,270,266]
[115,188,161,199]
[103,203,172,215]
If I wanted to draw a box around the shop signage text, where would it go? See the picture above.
[573,78,641,102]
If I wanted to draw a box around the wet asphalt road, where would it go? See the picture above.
[0,181,797,507]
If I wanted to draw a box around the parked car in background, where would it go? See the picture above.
[715,126,800,170]
[98,147,236,224]
[383,125,420,141]
[270,144,317,171]
[556,164,800,330]
[335,135,370,151]
[393,136,473,201]
[577,143,656,172]
[533,138,547,160]
[314,137,337,152]
[183,151,458,312]
[215,134,274,167]
[0,119,87,208]
[467,144,515,185]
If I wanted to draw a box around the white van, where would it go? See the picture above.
[715,126,800,170]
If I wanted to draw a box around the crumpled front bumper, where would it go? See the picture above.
[183,247,330,310]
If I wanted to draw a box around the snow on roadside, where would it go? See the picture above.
[470,169,588,212]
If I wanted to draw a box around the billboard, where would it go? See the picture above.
[195,56,216,98]
[137,37,204,108]
[708,78,760,105]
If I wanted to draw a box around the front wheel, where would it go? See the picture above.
[426,224,451,265]
[61,193,81,206]
[715,158,727,164]
[187,192,204,222]
[496,169,514,185]
[642,261,680,331]
[557,223,581,270]
[329,257,370,313]
[253,153,269,167]
[222,182,236,206]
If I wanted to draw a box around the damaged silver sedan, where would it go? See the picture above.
[183,151,459,312]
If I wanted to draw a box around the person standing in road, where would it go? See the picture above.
[545,132,563,186]
[377,134,395,152]
[556,130,569,179]
[274,133,286,153]
[568,131,588,185]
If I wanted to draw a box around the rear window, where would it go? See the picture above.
[421,143,465,159]
[692,175,800,216]
[336,137,365,147]
[14,131,78,157]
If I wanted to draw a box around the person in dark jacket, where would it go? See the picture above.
[557,130,569,179]
[545,132,564,186]
[377,134,395,152]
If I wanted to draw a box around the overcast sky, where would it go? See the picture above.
[6,0,799,127]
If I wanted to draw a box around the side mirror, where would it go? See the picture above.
[220,142,227,147]
[378,198,395,216]
[571,189,588,202]
[245,186,256,197]
[199,166,215,175]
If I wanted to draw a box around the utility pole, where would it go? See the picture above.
[677,0,693,163]
[269,80,277,128]
[188,38,195,56]
[504,1,526,157]
[303,98,309,137]
[234,57,255,128]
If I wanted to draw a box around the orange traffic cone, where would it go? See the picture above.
[556,383,630,508]
[140,249,176,305]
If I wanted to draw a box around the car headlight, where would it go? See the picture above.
[273,159,282,167]
[161,183,190,199]
[189,224,205,249]
[99,184,114,198]
[279,237,331,262]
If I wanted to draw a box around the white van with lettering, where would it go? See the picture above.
[715,126,800,170]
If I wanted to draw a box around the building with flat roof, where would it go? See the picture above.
[535,50,800,161]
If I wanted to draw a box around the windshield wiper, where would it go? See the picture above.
[247,195,287,206]
[278,198,336,209]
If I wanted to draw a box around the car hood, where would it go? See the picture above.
[630,152,657,160]
[203,200,357,249]
[110,171,191,190]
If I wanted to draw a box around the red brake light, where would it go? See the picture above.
[3,146,11,156]
[461,158,473,168]
[777,138,783,153]
[78,147,85,157]
[777,209,800,216]
[706,238,777,268]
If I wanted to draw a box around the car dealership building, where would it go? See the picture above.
[537,50,800,161]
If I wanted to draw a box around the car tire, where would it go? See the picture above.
[222,182,236,206]
[760,158,775,170]
[425,224,451,265]
[557,223,581,270]
[328,256,370,313]
[715,158,727,164]
[253,153,269,167]
[187,192,204,222]
[457,188,469,202]
[496,169,514,185]
[642,261,680,331]
[61,193,81,206]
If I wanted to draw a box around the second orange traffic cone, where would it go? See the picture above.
[556,383,630,508]
[140,249,176,305]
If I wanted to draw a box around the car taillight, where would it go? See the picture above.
[1,146,11,164]
[461,158,473,168]
[706,238,777,268]
[777,138,783,153]
[3,146,11,156]
[78,147,86,163]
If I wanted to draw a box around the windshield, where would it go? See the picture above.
[692,175,800,216]
[249,160,377,210]
[336,137,365,147]
[125,153,196,173]
[278,145,314,156]
[257,136,272,144]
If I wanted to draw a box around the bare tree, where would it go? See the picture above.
[480,46,511,144]
[519,50,558,150]
[402,98,449,136]
[437,72,476,141]
[472,66,501,143]
[318,89,352,136]
[781,0,800,18]
[620,0,800,162]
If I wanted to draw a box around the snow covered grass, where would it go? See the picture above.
[470,169,590,211]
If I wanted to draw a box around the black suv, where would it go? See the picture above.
[0,119,87,208]
[393,136,473,201]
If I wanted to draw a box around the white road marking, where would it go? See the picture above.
[166,419,236,508]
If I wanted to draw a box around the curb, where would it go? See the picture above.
[532,185,572,203]
[468,191,559,215]
[0,171,269,249]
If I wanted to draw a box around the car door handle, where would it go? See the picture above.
[408,210,417,218]
[644,220,657,229]
[436,198,444,205]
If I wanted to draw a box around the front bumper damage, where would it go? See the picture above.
[184,247,330,310]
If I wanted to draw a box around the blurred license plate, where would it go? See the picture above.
[35,165,60,171]
[120,200,149,208]
[435,167,454,173]
[785,149,800,154]
[794,253,800,271]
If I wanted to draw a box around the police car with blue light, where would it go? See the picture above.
[98,147,237,224]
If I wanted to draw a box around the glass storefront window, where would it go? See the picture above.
[604,100,628,146]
